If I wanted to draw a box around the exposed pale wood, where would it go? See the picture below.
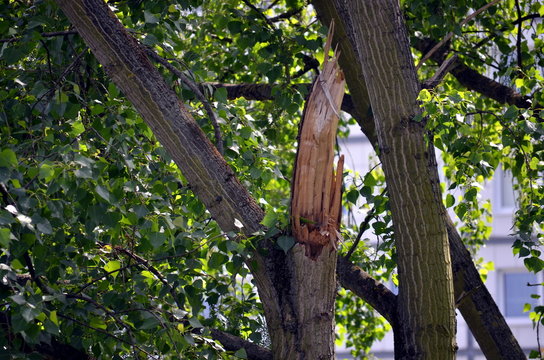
[291,24,346,260]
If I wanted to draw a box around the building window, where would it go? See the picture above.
[503,272,538,317]
[494,167,516,213]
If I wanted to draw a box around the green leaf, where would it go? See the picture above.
[346,189,359,204]
[261,211,278,228]
[214,87,228,103]
[0,149,17,167]
[227,21,243,34]
[104,260,121,278]
[277,236,294,253]
[209,252,227,269]
[418,89,431,102]
[70,119,85,136]
[95,185,112,203]
[39,163,55,181]
[234,348,248,359]
[149,232,166,249]
[49,310,58,326]
[445,194,455,208]
[144,10,159,24]
[36,219,52,235]
[455,203,467,219]
[0,228,11,247]
[503,106,518,120]
[524,257,544,273]
[465,187,477,202]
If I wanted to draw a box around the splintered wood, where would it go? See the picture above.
[291,23,345,260]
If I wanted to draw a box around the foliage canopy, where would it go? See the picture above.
[0,0,543,359]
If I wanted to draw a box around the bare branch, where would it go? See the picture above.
[0,30,78,43]
[422,54,459,89]
[210,329,272,360]
[269,7,303,22]
[146,48,224,154]
[336,256,398,325]
[413,38,531,108]
[416,0,501,70]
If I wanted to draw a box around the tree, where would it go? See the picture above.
[0,0,542,359]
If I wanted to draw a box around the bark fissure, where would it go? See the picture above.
[330,1,456,358]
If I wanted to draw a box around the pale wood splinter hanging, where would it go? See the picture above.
[291,21,346,260]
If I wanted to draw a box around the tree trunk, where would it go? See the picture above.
[313,2,526,359]
[261,28,345,359]
[329,1,457,358]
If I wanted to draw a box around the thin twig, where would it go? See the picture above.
[422,54,459,89]
[416,0,501,70]
[66,293,134,335]
[345,188,387,260]
[114,245,184,309]
[57,312,155,358]
[72,263,134,295]
[145,48,224,154]
[30,49,87,114]
[0,30,78,43]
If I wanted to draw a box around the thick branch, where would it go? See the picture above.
[414,38,531,108]
[315,2,526,359]
[210,329,272,360]
[336,256,398,325]
[312,0,377,145]
[0,30,78,43]
[207,82,356,117]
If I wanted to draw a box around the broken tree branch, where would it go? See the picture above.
[291,22,346,260]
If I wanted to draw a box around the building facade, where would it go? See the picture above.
[336,126,542,359]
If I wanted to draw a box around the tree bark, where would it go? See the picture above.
[313,2,527,359]
[328,1,456,358]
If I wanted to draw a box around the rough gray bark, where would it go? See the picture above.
[327,1,456,358]
[312,2,526,359]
